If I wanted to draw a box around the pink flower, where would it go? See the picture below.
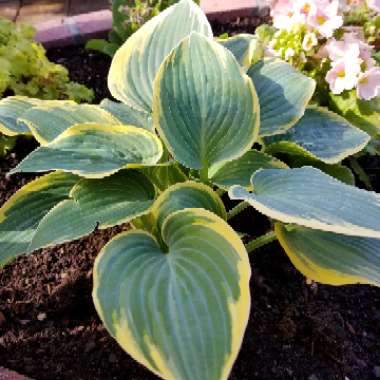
[357,68,380,100]
[367,0,380,12]
[294,0,317,19]
[326,37,361,61]
[270,0,297,29]
[270,0,317,29]
[326,59,361,94]
[326,33,375,69]
[308,1,343,38]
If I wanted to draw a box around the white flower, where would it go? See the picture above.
[326,59,362,94]
[326,33,376,69]
[326,38,361,61]
[285,47,296,59]
[308,0,343,38]
[357,67,380,100]
[302,32,318,50]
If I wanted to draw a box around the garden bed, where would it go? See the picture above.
[0,17,380,380]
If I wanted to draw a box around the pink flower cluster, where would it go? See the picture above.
[271,0,380,37]
[270,0,343,38]
[325,33,380,100]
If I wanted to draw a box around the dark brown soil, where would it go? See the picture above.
[1,29,380,380]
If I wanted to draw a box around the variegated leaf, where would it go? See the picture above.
[0,96,73,136]
[93,208,250,380]
[276,223,380,286]
[10,124,163,178]
[154,32,259,172]
[264,107,370,164]
[219,34,263,69]
[268,151,355,185]
[29,171,156,250]
[100,99,153,132]
[151,181,227,231]
[19,103,120,144]
[247,59,315,136]
[229,167,380,238]
[0,172,78,266]
[108,0,212,112]
[209,150,287,190]
[140,162,188,191]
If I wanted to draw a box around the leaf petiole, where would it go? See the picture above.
[227,201,249,220]
[245,231,277,253]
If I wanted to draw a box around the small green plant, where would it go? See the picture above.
[1,2,380,379]
[0,18,93,102]
[0,17,94,156]
[86,0,199,56]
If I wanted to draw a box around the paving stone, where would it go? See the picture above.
[22,0,270,49]
[0,0,20,21]
[68,0,108,16]
[17,0,68,25]
[201,0,269,21]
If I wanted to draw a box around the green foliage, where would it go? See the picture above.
[86,0,200,57]
[1,1,380,379]
[0,18,93,102]
[0,134,15,156]
[343,3,369,26]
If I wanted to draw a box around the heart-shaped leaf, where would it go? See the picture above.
[248,59,315,136]
[229,167,380,238]
[100,99,153,131]
[93,208,251,380]
[209,150,287,190]
[108,0,212,112]
[154,32,259,171]
[29,171,156,250]
[264,107,370,164]
[10,124,163,178]
[0,172,78,266]
[19,103,121,144]
[151,181,227,231]
[275,223,380,286]
[219,34,263,69]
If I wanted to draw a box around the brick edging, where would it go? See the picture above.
[35,9,112,49]
[35,0,270,49]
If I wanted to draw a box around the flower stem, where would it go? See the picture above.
[227,201,249,220]
[245,231,277,253]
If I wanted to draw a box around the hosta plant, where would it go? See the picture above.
[1,1,380,379]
